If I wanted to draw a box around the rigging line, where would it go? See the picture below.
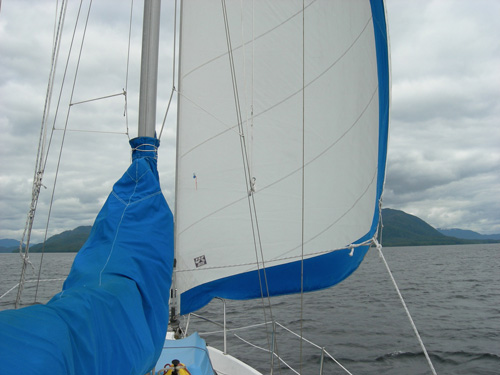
[159,0,178,140]
[124,0,134,139]
[232,334,301,375]
[171,0,178,91]
[275,322,354,375]
[70,91,125,106]
[171,0,183,321]
[42,0,85,177]
[52,128,128,135]
[196,321,270,335]
[238,0,252,179]
[16,0,69,309]
[250,0,255,178]
[52,1,59,46]
[220,0,276,367]
[2,278,67,301]
[36,0,106,195]
[175,240,372,273]
[183,1,318,80]
[299,2,305,373]
[40,0,67,170]
[223,0,269,330]
[275,169,378,260]
[158,85,175,140]
[34,0,94,303]
[1,284,20,301]
[375,240,438,375]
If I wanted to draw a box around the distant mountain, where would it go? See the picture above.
[0,239,20,253]
[437,228,500,241]
[0,239,19,248]
[1,211,498,252]
[28,226,92,253]
[380,209,499,247]
[0,226,92,253]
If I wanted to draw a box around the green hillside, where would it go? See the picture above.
[380,208,498,247]
[28,226,92,253]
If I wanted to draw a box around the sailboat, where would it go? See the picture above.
[0,0,399,374]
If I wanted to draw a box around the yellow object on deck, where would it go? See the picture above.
[160,359,191,375]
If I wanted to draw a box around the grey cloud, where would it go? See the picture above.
[1,0,499,243]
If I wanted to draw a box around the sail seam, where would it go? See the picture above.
[98,162,141,285]
[181,1,318,80]
[177,13,373,159]
[112,189,162,206]
[176,86,378,237]
[175,240,372,273]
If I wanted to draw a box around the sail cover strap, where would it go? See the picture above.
[0,137,174,375]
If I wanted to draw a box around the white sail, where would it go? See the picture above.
[174,0,390,314]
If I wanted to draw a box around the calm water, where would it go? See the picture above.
[1,244,499,374]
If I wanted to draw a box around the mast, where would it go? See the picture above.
[138,0,161,138]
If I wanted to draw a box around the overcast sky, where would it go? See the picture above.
[1,0,499,244]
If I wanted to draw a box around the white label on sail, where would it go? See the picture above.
[194,255,207,268]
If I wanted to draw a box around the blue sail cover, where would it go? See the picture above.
[0,137,174,374]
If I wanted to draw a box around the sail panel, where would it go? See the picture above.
[175,0,390,314]
[0,138,174,374]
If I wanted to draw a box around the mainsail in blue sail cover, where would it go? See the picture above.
[174,0,390,315]
[0,138,174,374]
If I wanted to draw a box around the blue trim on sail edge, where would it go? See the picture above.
[180,242,370,315]
[370,0,390,235]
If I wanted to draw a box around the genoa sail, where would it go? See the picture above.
[174,0,390,315]
[0,138,174,374]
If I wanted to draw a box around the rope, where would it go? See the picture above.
[34,0,93,304]
[158,86,176,140]
[2,278,65,301]
[124,0,134,139]
[70,90,125,106]
[1,284,20,301]
[15,0,69,309]
[158,0,178,140]
[193,316,353,375]
[52,128,128,135]
[131,143,159,160]
[220,2,277,371]
[374,239,438,375]
[299,2,306,374]
[275,322,354,375]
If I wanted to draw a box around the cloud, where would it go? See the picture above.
[384,0,500,233]
[0,0,499,245]
[0,1,176,243]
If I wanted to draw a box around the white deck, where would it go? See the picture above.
[207,346,263,375]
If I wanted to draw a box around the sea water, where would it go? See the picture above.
[1,243,499,375]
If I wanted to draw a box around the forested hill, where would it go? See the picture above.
[380,209,499,247]
[1,210,498,252]
[437,228,500,241]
